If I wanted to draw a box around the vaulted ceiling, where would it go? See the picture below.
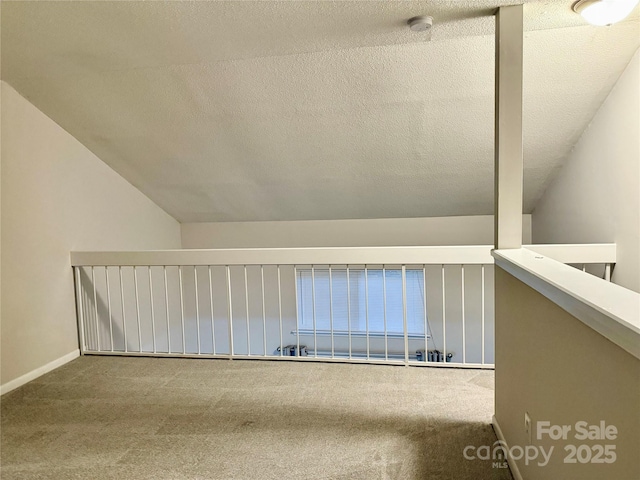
[2,1,639,222]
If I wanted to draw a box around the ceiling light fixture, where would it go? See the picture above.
[573,0,639,26]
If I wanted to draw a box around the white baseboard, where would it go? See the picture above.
[492,414,524,480]
[0,349,80,395]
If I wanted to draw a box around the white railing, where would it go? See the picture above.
[71,244,615,369]
[493,248,638,360]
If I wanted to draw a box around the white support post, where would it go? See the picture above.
[209,266,216,355]
[106,267,113,352]
[164,266,171,354]
[347,267,352,359]
[261,266,267,357]
[312,266,317,358]
[423,266,428,360]
[294,267,300,357]
[495,5,524,249]
[134,267,141,353]
[383,266,388,361]
[329,266,335,358]
[481,265,485,364]
[365,266,369,360]
[244,266,250,356]
[149,267,156,354]
[195,266,201,355]
[75,267,87,353]
[402,265,409,365]
[92,267,100,351]
[442,265,446,361]
[461,265,466,364]
[178,266,186,354]
[119,266,128,353]
[278,265,283,357]
[226,266,234,358]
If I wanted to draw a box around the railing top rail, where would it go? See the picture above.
[526,243,616,264]
[71,245,494,266]
[70,243,616,267]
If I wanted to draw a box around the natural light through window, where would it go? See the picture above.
[296,268,427,337]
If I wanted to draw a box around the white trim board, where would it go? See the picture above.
[71,245,495,266]
[0,349,80,396]
[492,415,524,480]
[69,243,615,267]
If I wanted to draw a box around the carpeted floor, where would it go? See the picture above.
[1,356,512,480]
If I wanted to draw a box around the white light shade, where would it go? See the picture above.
[574,0,640,26]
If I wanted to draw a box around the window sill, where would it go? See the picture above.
[292,329,430,340]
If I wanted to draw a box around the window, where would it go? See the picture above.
[296,268,426,336]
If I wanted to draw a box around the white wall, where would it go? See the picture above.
[495,267,640,479]
[532,49,640,293]
[182,215,532,249]
[0,82,181,391]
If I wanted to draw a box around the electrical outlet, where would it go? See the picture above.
[524,412,532,444]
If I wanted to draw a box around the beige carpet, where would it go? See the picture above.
[1,356,512,480]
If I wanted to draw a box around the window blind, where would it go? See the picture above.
[297,268,426,335]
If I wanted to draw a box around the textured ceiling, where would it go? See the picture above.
[2,1,639,222]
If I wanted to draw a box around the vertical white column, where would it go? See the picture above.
[209,266,216,355]
[294,267,300,356]
[164,266,171,354]
[347,267,352,359]
[83,282,91,350]
[119,266,128,353]
[442,265,446,361]
[383,266,388,361]
[226,266,234,357]
[244,266,250,356]
[461,265,466,364]
[329,266,334,358]
[178,266,186,354]
[481,264,486,365]
[277,265,283,357]
[494,4,524,249]
[149,267,157,354]
[402,265,409,365]
[133,267,142,353]
[261,266,267,357]
[92,266,100,351]
[106,267,113,352]
[364,266,370,360]
[194,267,201,355]
[423,266,428,359]
[74,267,87,353]
[312,266,317,358]
[605,263,611,282]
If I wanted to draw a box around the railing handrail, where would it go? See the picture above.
[70,243,616,267]
[525,243,616,264]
